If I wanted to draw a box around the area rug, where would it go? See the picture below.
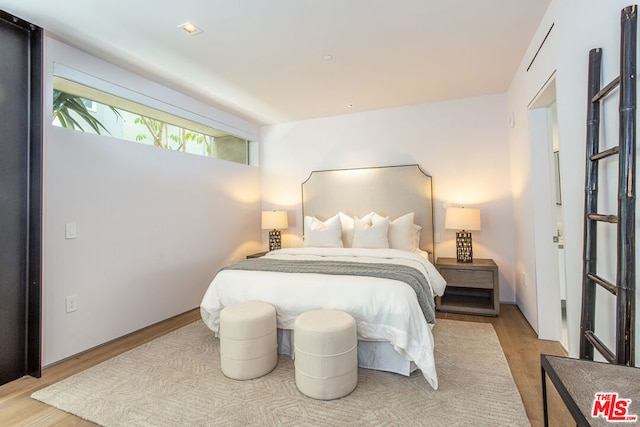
[32,319,530,426]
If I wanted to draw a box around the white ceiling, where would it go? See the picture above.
[0,0,551,125]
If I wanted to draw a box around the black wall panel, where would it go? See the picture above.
[0,10,42,385]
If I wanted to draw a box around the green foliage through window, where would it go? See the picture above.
[52,77,250,165]
[53,89,119,134]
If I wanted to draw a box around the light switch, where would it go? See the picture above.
[65,222,77,239]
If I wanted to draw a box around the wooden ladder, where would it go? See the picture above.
[579,4,637,366]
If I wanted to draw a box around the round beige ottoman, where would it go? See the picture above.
[294,309,358,400]
[219,301,277,380]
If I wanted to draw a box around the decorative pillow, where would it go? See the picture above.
[339,212,375,248]
[411,224,422,249]
[303,214,344,248]
[338,212,355,248]
[373,212,415,251]
[352,217,389,249]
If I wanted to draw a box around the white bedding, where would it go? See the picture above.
[200,247,446,389]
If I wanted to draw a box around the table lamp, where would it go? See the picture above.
[261,210,288,251]
[445,207,481,263]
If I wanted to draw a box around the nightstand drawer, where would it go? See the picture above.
[439,268,494,289]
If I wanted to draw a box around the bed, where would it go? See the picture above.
[200,164,446,389]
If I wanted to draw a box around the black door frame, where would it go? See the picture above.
[0,10,43,380]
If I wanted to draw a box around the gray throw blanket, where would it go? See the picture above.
[223,258,436,324]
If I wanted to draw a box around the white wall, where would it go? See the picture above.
[508,0,640,363]
[260,94,517,303]
[506,1,558,338]
[42,38,262,365]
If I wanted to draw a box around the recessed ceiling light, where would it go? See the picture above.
[323,53,333,60]
[178,22,203,35]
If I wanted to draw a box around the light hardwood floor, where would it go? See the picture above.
[0,304,573,426]
[437,305,574,426]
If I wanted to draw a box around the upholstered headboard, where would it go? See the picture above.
[301,164,435,257]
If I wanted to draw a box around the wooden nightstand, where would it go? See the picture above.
[246,251,268,259]
[435,257,499,316]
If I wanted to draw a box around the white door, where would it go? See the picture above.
[528,77,567,344]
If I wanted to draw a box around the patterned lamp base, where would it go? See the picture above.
[268,230,282,251]
[456,231,473,263]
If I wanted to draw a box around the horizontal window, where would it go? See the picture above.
[52,75,253,165]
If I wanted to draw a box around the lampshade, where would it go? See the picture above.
[445,207,481,231]
[261,210,288,230]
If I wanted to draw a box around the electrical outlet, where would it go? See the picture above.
[521,273,527,287]
[65,295,78,313]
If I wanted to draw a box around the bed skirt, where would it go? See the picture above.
[277,329,417,376]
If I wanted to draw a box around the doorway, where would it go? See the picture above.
[528,76,567,346]
[0,11,43,385]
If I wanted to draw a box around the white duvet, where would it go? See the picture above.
[200,247,447,389]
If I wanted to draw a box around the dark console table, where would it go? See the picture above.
[541,354,640,426]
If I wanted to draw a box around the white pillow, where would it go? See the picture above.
[411,223,422,249]
[339,212,375,248]
[352,217,389,249]
[360,212,375,222]
[303,214,344,248]
[338,212,355,248]
[373,212,415,251]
